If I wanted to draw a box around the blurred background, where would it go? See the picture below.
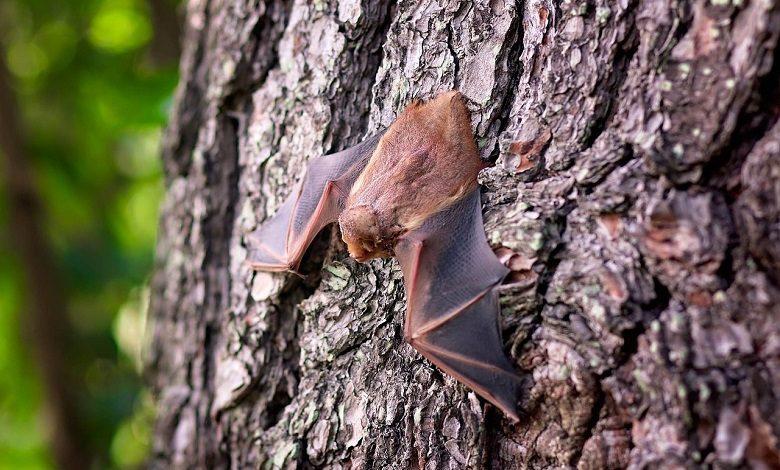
[0,0,181,468]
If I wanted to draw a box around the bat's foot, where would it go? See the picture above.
[243,256,304,277]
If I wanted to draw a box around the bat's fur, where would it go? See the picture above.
[340,91,483,261]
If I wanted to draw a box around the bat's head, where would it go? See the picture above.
[338,204,399,262]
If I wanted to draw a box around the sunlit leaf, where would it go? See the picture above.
[89,4,152,54]
[113,286,149,373]
[6,40,48,79]
[110,390,153,468]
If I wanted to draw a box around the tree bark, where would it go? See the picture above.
[148,0,780,468]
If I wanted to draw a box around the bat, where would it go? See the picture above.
[247,91,521,421]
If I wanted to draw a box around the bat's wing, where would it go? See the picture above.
[395,188,521,421]
[247,133,383,272]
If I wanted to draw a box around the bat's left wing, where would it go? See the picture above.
[395,188,521,421]
[247,133,383,272]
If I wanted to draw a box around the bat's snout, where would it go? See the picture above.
[344,236,387,263]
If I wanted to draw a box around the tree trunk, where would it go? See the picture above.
[147,0,780,468]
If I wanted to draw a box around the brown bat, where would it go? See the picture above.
[247,91,521,421]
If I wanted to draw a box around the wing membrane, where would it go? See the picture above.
[247,133,383,272]
[395,188,520,421]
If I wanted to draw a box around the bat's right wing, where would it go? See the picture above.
[247,133,383,272]
[394,188,521,421]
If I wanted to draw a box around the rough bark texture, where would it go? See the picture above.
[148,0,780,468]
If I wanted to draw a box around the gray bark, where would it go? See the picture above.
[147,0,780,468]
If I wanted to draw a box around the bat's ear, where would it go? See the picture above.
[428,90,470,126]
[424,90,462,109]
[445,90,464,103]
[447,92,470,115]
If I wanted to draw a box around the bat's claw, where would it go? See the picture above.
[287,266,306,279]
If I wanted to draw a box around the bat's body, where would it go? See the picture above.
[248,91,521,421]
[340,92,483,261]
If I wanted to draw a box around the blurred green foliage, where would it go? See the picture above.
[0,0,179,467]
